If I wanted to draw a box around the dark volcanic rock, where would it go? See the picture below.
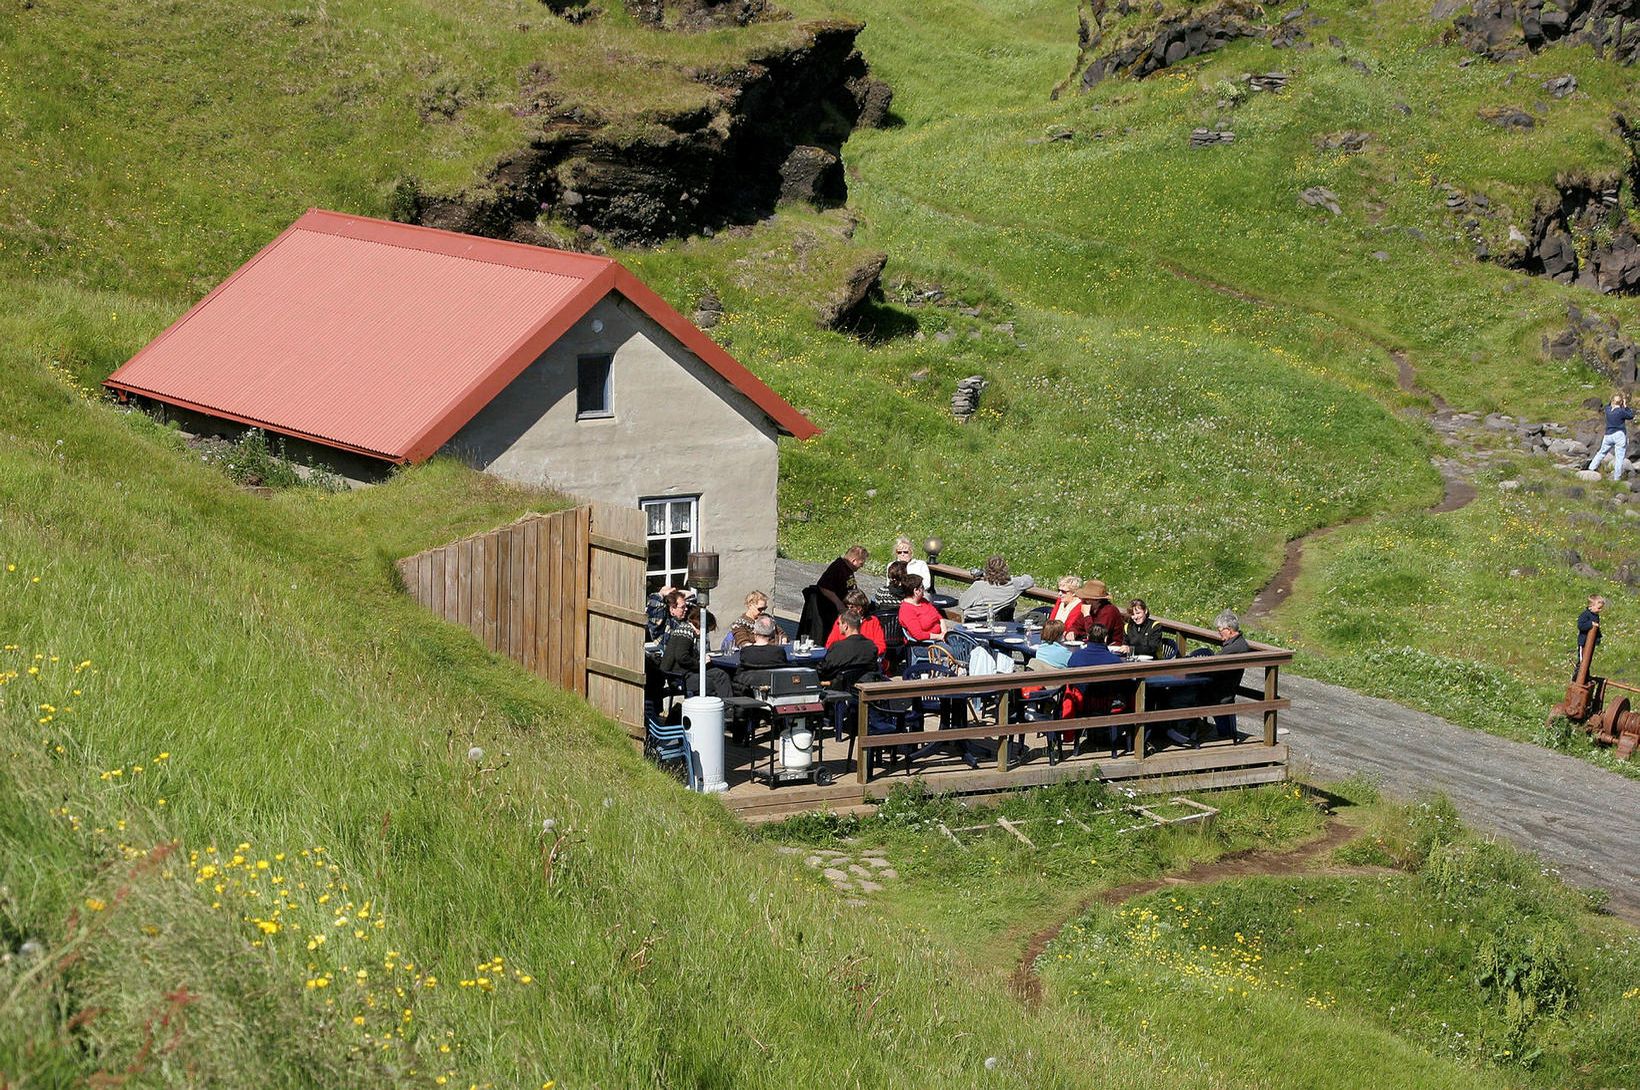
[1299,186,1342,214]
[778,145,844,205]
[1544,73,1578,97]
[817,250,888,330]
[1450,0,1640,63]
[1542,302,1640,385]
[409,20,891,246]
[1079,1,1293,87]
[1317,129,1371,151]
[1479,105,1536,128]
[693,289,724,329]
[1502,170,1640,294]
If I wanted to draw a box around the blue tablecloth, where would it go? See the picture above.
[710,644,827,671]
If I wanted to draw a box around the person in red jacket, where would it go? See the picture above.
[1049,574,1092,639]
[897,575,948,642]
[1076,579,1124,644]
[826,590,887,663]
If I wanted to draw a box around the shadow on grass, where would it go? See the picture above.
[837,299,920,343]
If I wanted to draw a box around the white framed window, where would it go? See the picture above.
[576,354,613,420]
[641,495,698,593]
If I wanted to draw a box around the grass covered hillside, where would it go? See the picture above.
[0,323,1139,1087]
[3,293,1586,1089]
[6,0,1640,1085]
[9,0,1637,748]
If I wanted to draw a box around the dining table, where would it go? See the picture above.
[708,642,829,672]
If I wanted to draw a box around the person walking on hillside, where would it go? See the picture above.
[1587,391,1633,481]
[1574,595,1605,679]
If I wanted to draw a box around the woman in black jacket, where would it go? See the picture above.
[1120,598,1170,659]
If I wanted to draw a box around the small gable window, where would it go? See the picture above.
[576,355,613,420]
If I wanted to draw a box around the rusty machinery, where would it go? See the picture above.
[1552,625,1640,760]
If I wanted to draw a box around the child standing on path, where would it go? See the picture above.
[1587,391,1634,481]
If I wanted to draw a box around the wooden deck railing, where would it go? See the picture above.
[851,563,1293,784]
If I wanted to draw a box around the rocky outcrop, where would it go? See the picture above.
[406,20,892,247]
[1448,0,1640,63]
[1501,172,1640,294]
[1078,1,1305,88]
[1542,302,1640,386]
[816,251,888,330]
[625,0,786,30]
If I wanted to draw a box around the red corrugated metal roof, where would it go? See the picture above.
[105,209,819,462]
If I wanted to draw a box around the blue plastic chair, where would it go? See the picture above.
[645,715,699,789]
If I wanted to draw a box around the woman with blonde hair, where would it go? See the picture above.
[729,589,786,648]
[1588,390,1634,482]
[891,535,933,596]
[1049,574,1091,638]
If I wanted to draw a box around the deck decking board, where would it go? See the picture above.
[717,737,1288,819]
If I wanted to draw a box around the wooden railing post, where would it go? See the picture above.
[1133,679,1147,760]
[996,689,1011,771]
[1264,665,1279,746]
[856,693,872,785]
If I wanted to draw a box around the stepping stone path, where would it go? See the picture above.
[775,844,899,904]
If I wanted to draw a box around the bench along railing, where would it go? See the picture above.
[852,651,1291,784]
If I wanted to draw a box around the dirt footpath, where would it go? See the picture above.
[1281,674,1640,923]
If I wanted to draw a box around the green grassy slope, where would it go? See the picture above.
[4,0,1640,1083]
[2,294,1533,1088]
[1,302,1098,1086]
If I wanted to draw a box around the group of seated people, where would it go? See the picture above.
[646,543,1256,750]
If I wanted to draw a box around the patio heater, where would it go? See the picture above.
[924,536,942,594]
[682,550,728,793]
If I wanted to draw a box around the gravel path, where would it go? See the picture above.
[1282,674,1640,922]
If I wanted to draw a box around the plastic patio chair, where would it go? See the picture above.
[644,715,699,789]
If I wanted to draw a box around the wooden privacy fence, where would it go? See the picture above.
[396,504,647,733]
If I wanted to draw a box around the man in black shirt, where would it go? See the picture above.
[818,612,878,690]
[817,545,869,602]
[739,617,789,670]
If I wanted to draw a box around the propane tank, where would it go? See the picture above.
[780,726,814,771]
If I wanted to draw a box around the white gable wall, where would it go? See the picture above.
[445,293,781,618]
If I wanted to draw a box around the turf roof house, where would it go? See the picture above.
[105,209,819,609]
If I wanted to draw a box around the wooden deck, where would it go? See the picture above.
[720,733,1289,823]
[714,561,1293,823]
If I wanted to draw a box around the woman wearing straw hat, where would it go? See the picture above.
[1076,579,1125,647]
